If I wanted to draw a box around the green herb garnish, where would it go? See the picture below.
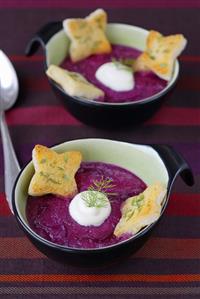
[68,72,80,81]
[131,193,144,209]
[95,17,103,29]
[81,191,109,208]
[63,174,68,181]
[81,177,117,209]
[91,40,102,50]
[125,193,145,221]
[124,209,135,221]
[159,63,167,68]
[163,49,170,53]
[79,22,87,29]
[40,158,47,164]
[63,153,68,163]
[57,166,65,171]
[88,176,117,196]
[48,178,62,185]
[49,161,56,168]
[81,37,91,44]
[111,57,133,72]
[150,55,156,60]
[147,49,156,60]
[39,171,61,185]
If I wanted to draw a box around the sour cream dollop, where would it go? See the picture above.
[95,61,134,92]
[69,191,111,227]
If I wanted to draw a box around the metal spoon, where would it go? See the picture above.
[0,50,20,213]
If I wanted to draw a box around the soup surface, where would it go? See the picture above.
[26,161,147,249]
[62,44,167,103]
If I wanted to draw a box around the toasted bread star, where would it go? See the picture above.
[28,145,82,197]
[63,8,111,62]
[134,30,187,80]
[46,65,104,100]
[114,182,167,237]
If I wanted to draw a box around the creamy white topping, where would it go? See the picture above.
[69,191,111,226]
[95,61,134,92]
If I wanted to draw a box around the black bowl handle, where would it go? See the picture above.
[151,144,194,188]
[25,22,62,57]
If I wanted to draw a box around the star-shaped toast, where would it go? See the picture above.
[63,8,111,62]
[46,65,104,100]
[28,145,82,197]
[114,182,167,237]
[134,30,187,81]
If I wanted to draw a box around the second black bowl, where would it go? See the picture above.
[12,139,193,266]
[26,22,180,128]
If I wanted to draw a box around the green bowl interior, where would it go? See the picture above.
[14,139,169,231]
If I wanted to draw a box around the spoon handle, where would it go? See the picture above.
[0,111,20,213]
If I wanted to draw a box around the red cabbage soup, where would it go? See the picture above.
[26,161,147,249]
[62,44,167,103]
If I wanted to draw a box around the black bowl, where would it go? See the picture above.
[12,139,194,266]
[26,22,180,128]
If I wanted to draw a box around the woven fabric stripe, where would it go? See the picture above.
[0,0,200,9]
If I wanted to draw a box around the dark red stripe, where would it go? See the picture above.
[6,106,81,126]
[1,193,199,217]
[178,77,200,90]
[0,193,11,216]
[1,273,200,282]
[14,75,200,93]
[5,106,200,126]
[0,0,200,9]
[10,55,44,62]
[166,193,200,216]
[23,77,49,91]
[180,55,200,62]
[146,107,200,126]
[10,55,200,63]
[0,237,200,259]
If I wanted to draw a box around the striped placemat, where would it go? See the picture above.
[0,1,199,298]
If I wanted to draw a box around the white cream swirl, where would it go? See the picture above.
[69,191,111,226]
[95,61,134,92]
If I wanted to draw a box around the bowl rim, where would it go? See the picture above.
[46,22,179,107]
[12,138,170,253]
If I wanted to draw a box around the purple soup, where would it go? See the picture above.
[26,162,146,249]
[62,44,167,103]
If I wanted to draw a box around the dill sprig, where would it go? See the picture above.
[111,57,135,72]
[81,191,109,208]
[81,176,117,209]
[88,176,117,196]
